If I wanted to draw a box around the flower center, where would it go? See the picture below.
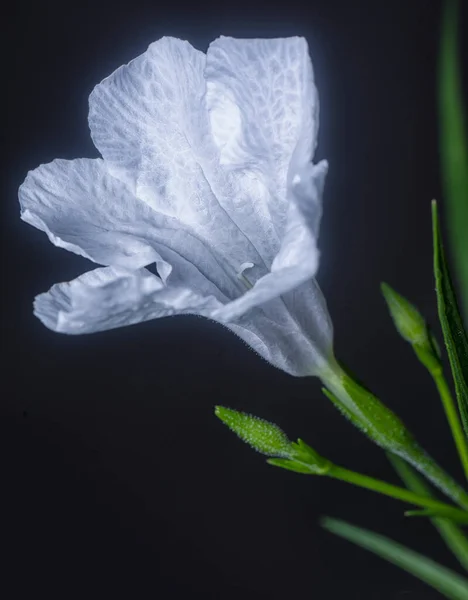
[237,262,255,290]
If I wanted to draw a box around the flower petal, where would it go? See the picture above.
[227,278,333,377]
[35,266,332,377]
[34,266,222,334]
[88,37,208,191]
[204,36,319,248]
[212,160,328,322]
[88,37,270,279]
[19,158,251,304]
[19,158,160,269]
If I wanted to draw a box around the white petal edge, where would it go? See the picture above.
[19,158,161,270]
[205,36,318,184]
[204,35,319,261]
[34,267,223,334]
[19,157,249,303]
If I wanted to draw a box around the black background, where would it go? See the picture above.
[4,0,468,598]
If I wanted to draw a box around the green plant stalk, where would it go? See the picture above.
[432,368,468,480]
[326,464,468,524]
[388,453,468,572]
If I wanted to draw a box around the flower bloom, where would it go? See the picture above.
[19,36,333,377]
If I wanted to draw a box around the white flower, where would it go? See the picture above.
[19,36,333,377]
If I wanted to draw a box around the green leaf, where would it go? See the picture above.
[404,508,468,525]
[404,508,440,518]
[321,517,468,600]
[214,406,293,457]
[438,0,468,323]
[432,201,468,438]
[388,453,468,571]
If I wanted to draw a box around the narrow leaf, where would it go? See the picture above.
[432,201,468,438]
[438,0,468,322]
[404,509,440,518]
[388,453,468,571]
[322,517,468,600]
[404,508,468,525]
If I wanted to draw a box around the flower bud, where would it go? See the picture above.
[215,406,293,457]
[381,282,429,346]
[381,282,441,374]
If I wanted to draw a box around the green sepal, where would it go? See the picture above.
[268,438,332,474]
[291,438,331,470]
[322,387,370,437]
[321,365,468,508]
[267,458,317,474]
[322,375,415,456]
[432,201,468,438]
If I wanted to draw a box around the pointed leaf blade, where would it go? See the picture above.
[388,452,468,571]
[432,201,468,438]
[438,0,468,322]
[321,517,468,600]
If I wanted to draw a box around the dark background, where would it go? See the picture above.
[4,0,468,598]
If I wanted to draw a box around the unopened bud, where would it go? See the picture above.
[215,406,293,457]
[381,282,429,346]
[381,282,441,374]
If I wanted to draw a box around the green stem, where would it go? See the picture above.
[432,369,468,481]
[327,465,468,524]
